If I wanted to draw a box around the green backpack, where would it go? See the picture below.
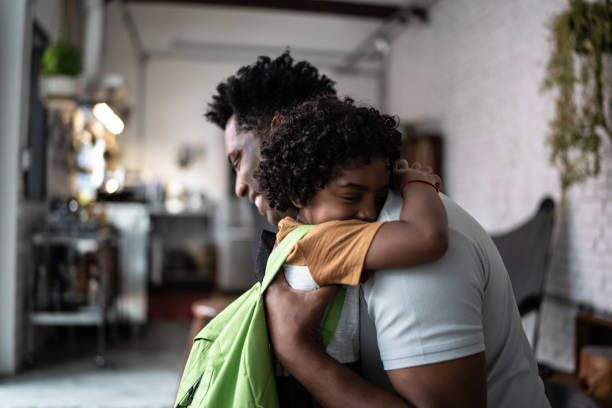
[175,224,346,408]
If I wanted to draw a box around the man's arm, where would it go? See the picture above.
[279,338,411,407]
[265,272,409,407]
[265,273,487,407]
[386,353,486,408]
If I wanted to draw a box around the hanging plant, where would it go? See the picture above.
[542,0,612,192]
[40,37,82,105]
[42,36,82,77]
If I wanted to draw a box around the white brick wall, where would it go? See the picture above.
[386,0,611,372]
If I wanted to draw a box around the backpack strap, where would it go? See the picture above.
[261,224,346,348]
[317,286,346,347]
[261,224,314,291]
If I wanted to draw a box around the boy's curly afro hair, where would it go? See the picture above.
[256,97,401,212]
[205,51,336,137]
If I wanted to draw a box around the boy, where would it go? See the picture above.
[256,96,448,365]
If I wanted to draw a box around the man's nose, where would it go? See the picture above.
[235,178,248,199]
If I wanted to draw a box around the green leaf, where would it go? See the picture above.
[41,37,82,77]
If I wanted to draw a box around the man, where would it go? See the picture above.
[207,52,550,407]
[207,52,338,407]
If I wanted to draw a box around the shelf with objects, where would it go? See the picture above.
[27,202,119,367]
[28,24,132,365]
[149,209,216,289]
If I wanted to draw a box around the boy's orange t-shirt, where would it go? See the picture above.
[276,217,384,286]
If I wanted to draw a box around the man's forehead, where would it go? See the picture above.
[223,115,240,152]
[223,116,259,154]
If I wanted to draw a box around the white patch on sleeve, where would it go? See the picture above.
[284,264,319,291]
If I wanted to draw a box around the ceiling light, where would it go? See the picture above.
[93,102,124,135]
[373,36,391,56]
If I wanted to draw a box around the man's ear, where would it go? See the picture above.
[290,199,303,209]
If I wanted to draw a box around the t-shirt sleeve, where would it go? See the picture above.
[297,219,383,286]
[362,228,486,369]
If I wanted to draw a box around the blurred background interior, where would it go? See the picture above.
[1,0,612,407]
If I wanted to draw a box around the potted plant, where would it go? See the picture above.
[40,37,82,100]
[542,0,612,194]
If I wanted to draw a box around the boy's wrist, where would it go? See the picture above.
[400,179,440,193]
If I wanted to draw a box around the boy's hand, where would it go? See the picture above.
[393,160,442,192]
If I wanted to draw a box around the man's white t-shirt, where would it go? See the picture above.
[360,192,550,407]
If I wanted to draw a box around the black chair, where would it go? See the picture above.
[544,381,601,408]
[491,197,555,351]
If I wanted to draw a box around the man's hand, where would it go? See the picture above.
[264,271,338,367]
[264,273,411,408]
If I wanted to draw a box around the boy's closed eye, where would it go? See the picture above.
[340,195,361,202]
[338,186,388,204]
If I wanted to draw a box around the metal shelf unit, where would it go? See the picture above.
[27,228,118,366]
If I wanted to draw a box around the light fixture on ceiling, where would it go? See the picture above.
[373,35,391,56]
[336,5,429,72]
[93,102,125,135]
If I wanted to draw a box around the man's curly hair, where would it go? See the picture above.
[205,51,337,137]
[256,97,401,212]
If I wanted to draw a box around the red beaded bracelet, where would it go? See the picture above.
[400,179,440,192]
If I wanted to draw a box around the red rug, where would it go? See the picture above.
[148,290,208,320]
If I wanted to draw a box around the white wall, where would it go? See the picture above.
[141,59,239,202]
[386,0,611,371]
[103,2,382,205]
[331,70,382,109]
[0,0,30,376]
[33,0,62,42]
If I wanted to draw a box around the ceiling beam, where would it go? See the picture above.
[123,0,406,19]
